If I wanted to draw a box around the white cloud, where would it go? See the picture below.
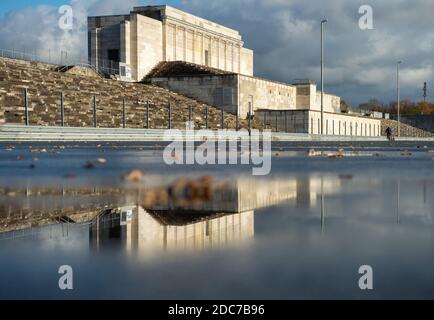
[0,0,141,62]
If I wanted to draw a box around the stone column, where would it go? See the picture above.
[192,30,196,63]
[173,23,177,60]
[217,38,220,69]
[201,33,204,65]
[183,27,187,61]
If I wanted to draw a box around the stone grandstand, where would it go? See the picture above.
[0,57,263,130]
[0,56,432,137]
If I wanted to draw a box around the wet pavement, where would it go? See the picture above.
[0,141,433,299]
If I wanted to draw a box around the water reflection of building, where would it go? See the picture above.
[1,175,344,243]
[296,176,343,208]
[136,207,254,252]
[89,176,343,256]
[90,207,255,256]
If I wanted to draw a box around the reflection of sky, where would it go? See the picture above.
[1,170,433,299]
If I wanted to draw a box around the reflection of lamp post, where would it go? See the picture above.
[397,61,402,137]
[320,19,328,135]
[397,179,400,225]
[321,176,325,233]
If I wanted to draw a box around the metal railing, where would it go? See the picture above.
[0,48,119,77]
[17,87,242,130]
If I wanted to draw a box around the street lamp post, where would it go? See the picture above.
[321,19,328,135]
[397,61,402,137]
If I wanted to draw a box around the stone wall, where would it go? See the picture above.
[295,83,341,113]
[381,119,432,137]
[308,110,382,136]
[131,13,163,81]
[239,76,297,118]
[390,115,434,133]
[0,57,263,130]
[87,15,130,68]
[151,72,300,120]
[314,93,341,114]
[254,109,382,136]
[150,74,239,115]
[162,5,252,75]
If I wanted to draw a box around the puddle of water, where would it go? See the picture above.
[0,143,433,299]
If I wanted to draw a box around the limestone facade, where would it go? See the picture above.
[149,68,381,136]
[125,208,254,256]
[88,5,254,81]
[85,6,387,137]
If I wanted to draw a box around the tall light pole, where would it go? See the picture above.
[397,61,402,137]
[321,19,328,135]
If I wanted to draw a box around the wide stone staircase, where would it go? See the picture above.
[0,57,263,130]
[381,119,432,138]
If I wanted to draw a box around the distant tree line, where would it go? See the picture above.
[358,99,434,115]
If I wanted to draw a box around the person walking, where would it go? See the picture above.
[385,127,393,141]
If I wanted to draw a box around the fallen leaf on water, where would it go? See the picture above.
[125,169,144,182]
[329,154,344,159]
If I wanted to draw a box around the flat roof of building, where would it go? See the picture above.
[133,5,241,38]
[89,5,241,40]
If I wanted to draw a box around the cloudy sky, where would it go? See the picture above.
[0,0,433,106]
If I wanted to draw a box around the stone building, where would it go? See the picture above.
[88,5,253,82]
[88,5,382,136]
[147,63,382,135]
